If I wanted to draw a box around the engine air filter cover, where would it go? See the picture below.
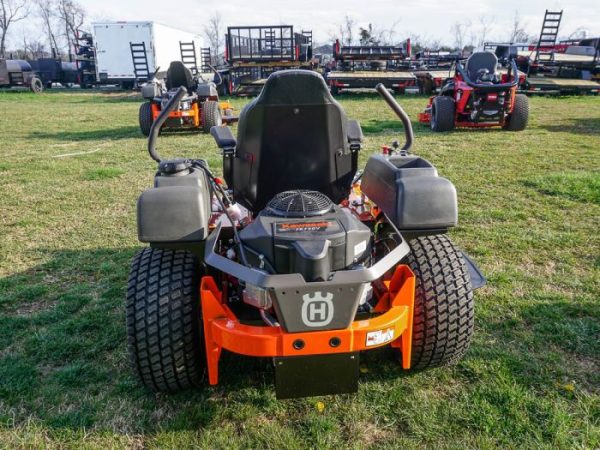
[265,190,334,218]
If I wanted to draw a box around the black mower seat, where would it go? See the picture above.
[465,51,498,81]
[165,61,195,92]
[232,70,359,213]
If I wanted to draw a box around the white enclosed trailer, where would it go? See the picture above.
[92,21,202,87]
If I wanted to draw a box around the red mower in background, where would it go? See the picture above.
[418,51,529,132]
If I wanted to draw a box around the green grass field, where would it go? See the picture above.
[0,89,598,449]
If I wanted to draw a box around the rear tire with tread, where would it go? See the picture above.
[402,235,474,370]
[139,102,153,137]
[431,96,455,132]
[201,100,222,132]
[126,248,205,392]
[503,93,529,131]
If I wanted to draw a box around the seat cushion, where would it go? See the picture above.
[232,70,356,213]
[165,61,195,91]
[465,51,498,81]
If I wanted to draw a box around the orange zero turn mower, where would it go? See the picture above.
[138,60,237,136]
[127,72,485,398]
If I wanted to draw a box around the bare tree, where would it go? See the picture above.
[408,33,442,53]
[56,0,84,58]
[0,0,29,58]
[477,15,494,47]
[508,11,530,43]
[451,20,471,51]
[376,20,400,45]
[22,36,47,59]
[36,0,60,57]
[340,15,354,46]
[203,11,223,66]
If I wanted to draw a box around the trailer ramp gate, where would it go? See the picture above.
[201,47,212,72]
[130,42,150,82]
[534,10,563,64]
[180,41,198,75]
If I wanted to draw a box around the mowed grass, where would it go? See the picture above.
[0,88,599,449]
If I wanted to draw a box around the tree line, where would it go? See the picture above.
[2,6,592,62]
[0,0,84,60]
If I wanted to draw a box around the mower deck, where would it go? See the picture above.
[418,109,511,128]
[150,100,237,130]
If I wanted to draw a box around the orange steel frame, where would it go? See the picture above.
[151,102,200,127]
[200,264,416,385]
[151,100,232,129]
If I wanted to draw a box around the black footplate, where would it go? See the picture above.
[274,352,359,399]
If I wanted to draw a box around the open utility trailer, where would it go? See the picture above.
[221,25,314,96]
[326,39,414,94]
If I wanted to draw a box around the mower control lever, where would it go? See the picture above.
[147,85,187,163]
[375,83,414,152]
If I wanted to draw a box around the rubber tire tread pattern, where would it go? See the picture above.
[405,235,474,369]
[202,100,222,132]
[503,93,529,131]
[431,96,455,132]
[139,102,153,137]
[126,248,204,392]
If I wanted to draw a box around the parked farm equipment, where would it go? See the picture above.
[29,58,78,88]
[484,10,600,95]
[326,39,414,94]
[220,25,314,96]
[138,61,237,135]
[0,59,44,93]
[419,51,529,131]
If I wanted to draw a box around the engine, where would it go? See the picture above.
[238,190,371,281]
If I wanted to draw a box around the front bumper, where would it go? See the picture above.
[200,264,415,386]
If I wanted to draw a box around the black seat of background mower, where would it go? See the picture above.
[232,70,358,213]
[465,51,498,82]
[165,61,195,92]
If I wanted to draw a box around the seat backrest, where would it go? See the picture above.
[232,70,356,213]
[165,61,194,91]
[465,51,498,80]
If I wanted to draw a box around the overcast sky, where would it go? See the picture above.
[10,0,600,49]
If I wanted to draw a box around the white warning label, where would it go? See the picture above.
[365,328,395,347]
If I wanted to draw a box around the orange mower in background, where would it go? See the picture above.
[419,51,529,132]
[127,71,485,399]
[138,61,237,136]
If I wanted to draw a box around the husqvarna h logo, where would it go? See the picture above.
[301,291,334,327]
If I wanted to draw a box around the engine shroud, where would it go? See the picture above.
[239,191,371,281]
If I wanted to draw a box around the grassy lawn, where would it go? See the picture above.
[0,88,598,449]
